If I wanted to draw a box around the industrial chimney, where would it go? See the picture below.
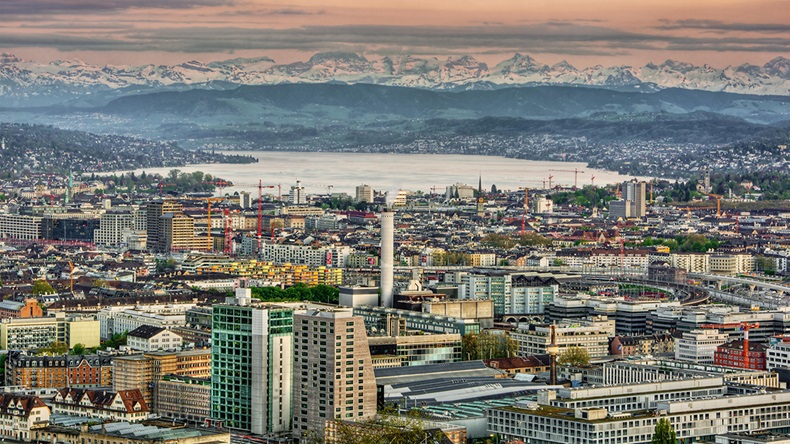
[380,209,394,307]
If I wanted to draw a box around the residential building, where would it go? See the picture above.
[714,340,768,370]
[292,308,377,439]
[0,393,50,442]
[113,349,211,409]
[210,288,293,435]
[609,333,675,356]
[127,325,183,352]
[455,271,559,317]
[4,351,113,389]
[51,388,149,422]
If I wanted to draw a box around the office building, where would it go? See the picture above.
[511,316,616,358]
[355,184,374,203]
[0,314,99,350]
[0,214,41,240]
[292,309,377,439]
[675,329,732,364]
[367,333,462,367]
[97,304,195,340]
[146,200,202,252]
[210,289,293,435]
[154,375,210,425]
[454,271,559,317]
[714,340,768,370]
[33,422,229,444]
[289,180,306,205]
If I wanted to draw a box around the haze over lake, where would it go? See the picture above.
[125,151,651,196]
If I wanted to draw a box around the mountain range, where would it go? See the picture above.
[1,51,789,106]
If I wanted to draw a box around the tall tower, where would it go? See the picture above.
[380,210,394,307]
[477,174,485,217]
[547,324,559,385]
[66,170,73,204]
[210,289,293,435]
[292,309,377,440]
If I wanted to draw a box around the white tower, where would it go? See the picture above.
[380,210,394,307]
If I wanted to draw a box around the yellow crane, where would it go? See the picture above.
[706,193,723,217]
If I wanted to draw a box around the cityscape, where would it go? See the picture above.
[1,1,790,444]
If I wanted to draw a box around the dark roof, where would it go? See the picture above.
[0,393,48,417]
[128,325,166,339]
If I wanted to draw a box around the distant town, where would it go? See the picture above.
[0,157,789,444]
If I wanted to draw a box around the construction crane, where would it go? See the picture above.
[547,175,554,191]
[590,176,596,188]
[680,207,693,222]
[518,187,530,235]
[68,261,75,293]
[157,183,175,197]
[701,322,760,369]
[706,193,723,217]
[548,168,585,190]
[224,209,233,255]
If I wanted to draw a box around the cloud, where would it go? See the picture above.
[656,19,790,33]
[1,22,788,56]
[0,0,234,15]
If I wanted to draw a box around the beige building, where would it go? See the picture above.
[511,316,616,358]
[154,375,210,425]
[113,349,211,409]
[33,422,229,444]
[710,254,755,275]
[0,313,99,350]
[292,309,377,439]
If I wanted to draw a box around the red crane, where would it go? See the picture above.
[591,175,596,188]
[701,322,760,369]
[157,182,175,196]
[547,175,554,191]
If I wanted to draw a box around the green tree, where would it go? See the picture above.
[100,332,127,350]
[311,284,340,304]
[462,331,518,360]
[38,340,69,355]
[558,346,590,367]
[32,279,55,295]
[651,418,677,444]
[71,343,86,355]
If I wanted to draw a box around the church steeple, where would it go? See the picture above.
[476,173,485,218]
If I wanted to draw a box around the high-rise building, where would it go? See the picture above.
[623,180,647,218]
[210,288,293,435]
[355,184,373,203]
[289,180,306,205]
[292,309,377,440]
[146,200,203,252]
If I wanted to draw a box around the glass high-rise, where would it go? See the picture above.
[210,289,293,435]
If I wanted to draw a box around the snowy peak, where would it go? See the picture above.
[1,52,789,105]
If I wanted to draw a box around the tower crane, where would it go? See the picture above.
[590,176,596,188]
[548,168,585,190]
[706,193,723,217]
[547,175,554,191]
[701,322,760,369]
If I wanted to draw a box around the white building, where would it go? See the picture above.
[127,325,183,351]
[289,180,306,205]
[355,184,373,203]
[94,211,136,246]
[675,329,728,364]
[258,243,354,267]
[96,304,195,340]
[0,214,41,240]
[511,316,616,358]
[767,337,790,370]
[0,393,50,442]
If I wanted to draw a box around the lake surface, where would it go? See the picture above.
[125,151,650,196]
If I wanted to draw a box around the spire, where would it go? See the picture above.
[478,173,482,195]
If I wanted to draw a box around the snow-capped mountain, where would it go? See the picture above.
[1,51,789,106]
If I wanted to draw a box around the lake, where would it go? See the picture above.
[124,151,651,196]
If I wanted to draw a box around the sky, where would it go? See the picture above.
[1,0,788,68]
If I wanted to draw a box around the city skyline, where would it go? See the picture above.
[1,0,788,68]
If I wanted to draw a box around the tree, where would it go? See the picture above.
[38,341,69,355]
[32,279,55,295]
[558,346,590,367]
[71,343,86,355]
[301,407,445,444]
[462,331,518,360]
[651,418,677,444]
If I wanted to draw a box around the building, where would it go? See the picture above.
[355,184,374,203]
[0,214,42,240]
[0,299,43,319]
[484,356,551,376]
[153,375,210,425]
[292,308,377,439]
[127,325,184,352]
[51,388,149,422]
[289,180,307,205]
[146,200,202,252]
[33,422,229,444]
[675,329,729,364]
[602,359,780,387]
[767,336,790,371]
[353,306,481,336]
[210,289,293,435]
[511,316,616,358]
[96,304,194,340]
[4,351,113,389]
[714,340,768,370]
[112,349,211,409]
[0,313,99,350]
[454,271,559,317]
[488,386,790,444]
[0,393,50,442]
[367,333,462,366]
[93,210,136,246]
[339,286,380,307]
[40,216,100,242]
[609,333,675,356]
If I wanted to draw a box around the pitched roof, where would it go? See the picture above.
[128,324,166,339]
[0,393,48,417]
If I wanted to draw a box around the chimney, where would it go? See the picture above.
[380,210,394,307]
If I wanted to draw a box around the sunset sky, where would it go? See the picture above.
[1,0,788,68]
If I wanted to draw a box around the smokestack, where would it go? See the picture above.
[380,209,394,307]
[548,323,559,385]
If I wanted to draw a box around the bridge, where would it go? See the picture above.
[689,273,790,296]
